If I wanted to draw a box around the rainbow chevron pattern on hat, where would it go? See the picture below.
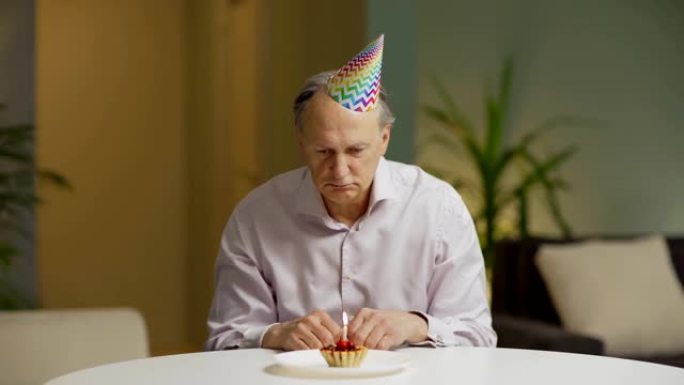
[327,34,384,112]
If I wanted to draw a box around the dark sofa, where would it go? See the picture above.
[491,236,684,368]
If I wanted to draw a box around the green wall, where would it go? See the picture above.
[367,0,417,163]
[414,0,684,235]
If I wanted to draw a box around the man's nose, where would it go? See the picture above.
[330,154,350,179]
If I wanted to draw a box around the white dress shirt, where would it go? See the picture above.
[206,157,496,349]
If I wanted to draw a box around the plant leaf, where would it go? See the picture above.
[418,131,463,154]
[484,58,513,168]
[0,124,34,147]
[0,242,17,272]
[0,192,39,209]
[544,183,573,238]
[37,169,73,191]
[420,164,472,192]
[523,146,577,178]
[499,146,576,207]
[518,149,576,237]
[422,105,487,174]
[484,95,502,166]
[498,57,514,119]
[0,148,33,163]
[515,116,600,152]
[428,76,475,133]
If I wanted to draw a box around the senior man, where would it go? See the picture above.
[206,35,496,351]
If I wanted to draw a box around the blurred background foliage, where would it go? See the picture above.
[0,103,70,309]
[419,60,597,269]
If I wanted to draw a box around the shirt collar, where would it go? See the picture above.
[294,156,400,219]
[368,157,400,209]
[294,168,329,218]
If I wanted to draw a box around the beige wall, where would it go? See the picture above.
[258,1,368,178]
[185,0,263,349]
[36,0,189,355]
[185,0,367,348]
[36,0,366,354]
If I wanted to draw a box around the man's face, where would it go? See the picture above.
[297,90,390,209]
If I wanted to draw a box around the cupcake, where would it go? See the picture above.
[320,340,368,368]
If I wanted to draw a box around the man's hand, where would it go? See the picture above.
[262,309,341,351]
[348,308,428,350]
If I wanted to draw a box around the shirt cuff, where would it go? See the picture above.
[408,311,441,347]
[241,323,279,348]
[409,311,470,347]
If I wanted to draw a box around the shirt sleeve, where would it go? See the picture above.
[418,186,497,347]
[205,207,278,350]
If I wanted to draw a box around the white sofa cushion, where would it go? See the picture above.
[535,235,684,356]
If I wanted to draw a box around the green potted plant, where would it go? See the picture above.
[0,103,70,309]
[420,59,590,270]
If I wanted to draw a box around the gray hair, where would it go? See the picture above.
[293,70,396,130]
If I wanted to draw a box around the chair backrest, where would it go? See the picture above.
[491,236,684,325]
[491,237,563,325]
[0,308,148,385]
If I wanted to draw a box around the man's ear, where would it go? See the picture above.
[295,126,304,147]
[296,126,310,155]
[380,124,392,154]
[382,124,392,138]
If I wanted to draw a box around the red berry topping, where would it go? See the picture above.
[335,339,356,351]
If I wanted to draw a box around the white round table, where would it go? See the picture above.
[45,347,684,385]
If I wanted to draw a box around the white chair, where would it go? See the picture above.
[0,308,148,385]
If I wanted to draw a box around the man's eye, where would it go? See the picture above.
[316,149,329,155]
[349,148,363,155]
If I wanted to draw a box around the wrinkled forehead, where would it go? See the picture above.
[300,89,382,138]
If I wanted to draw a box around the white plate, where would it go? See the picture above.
[272,349,410,378]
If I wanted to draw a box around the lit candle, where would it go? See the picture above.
[342,311,348,341]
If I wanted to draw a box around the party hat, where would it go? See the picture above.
[327,34,384,112]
